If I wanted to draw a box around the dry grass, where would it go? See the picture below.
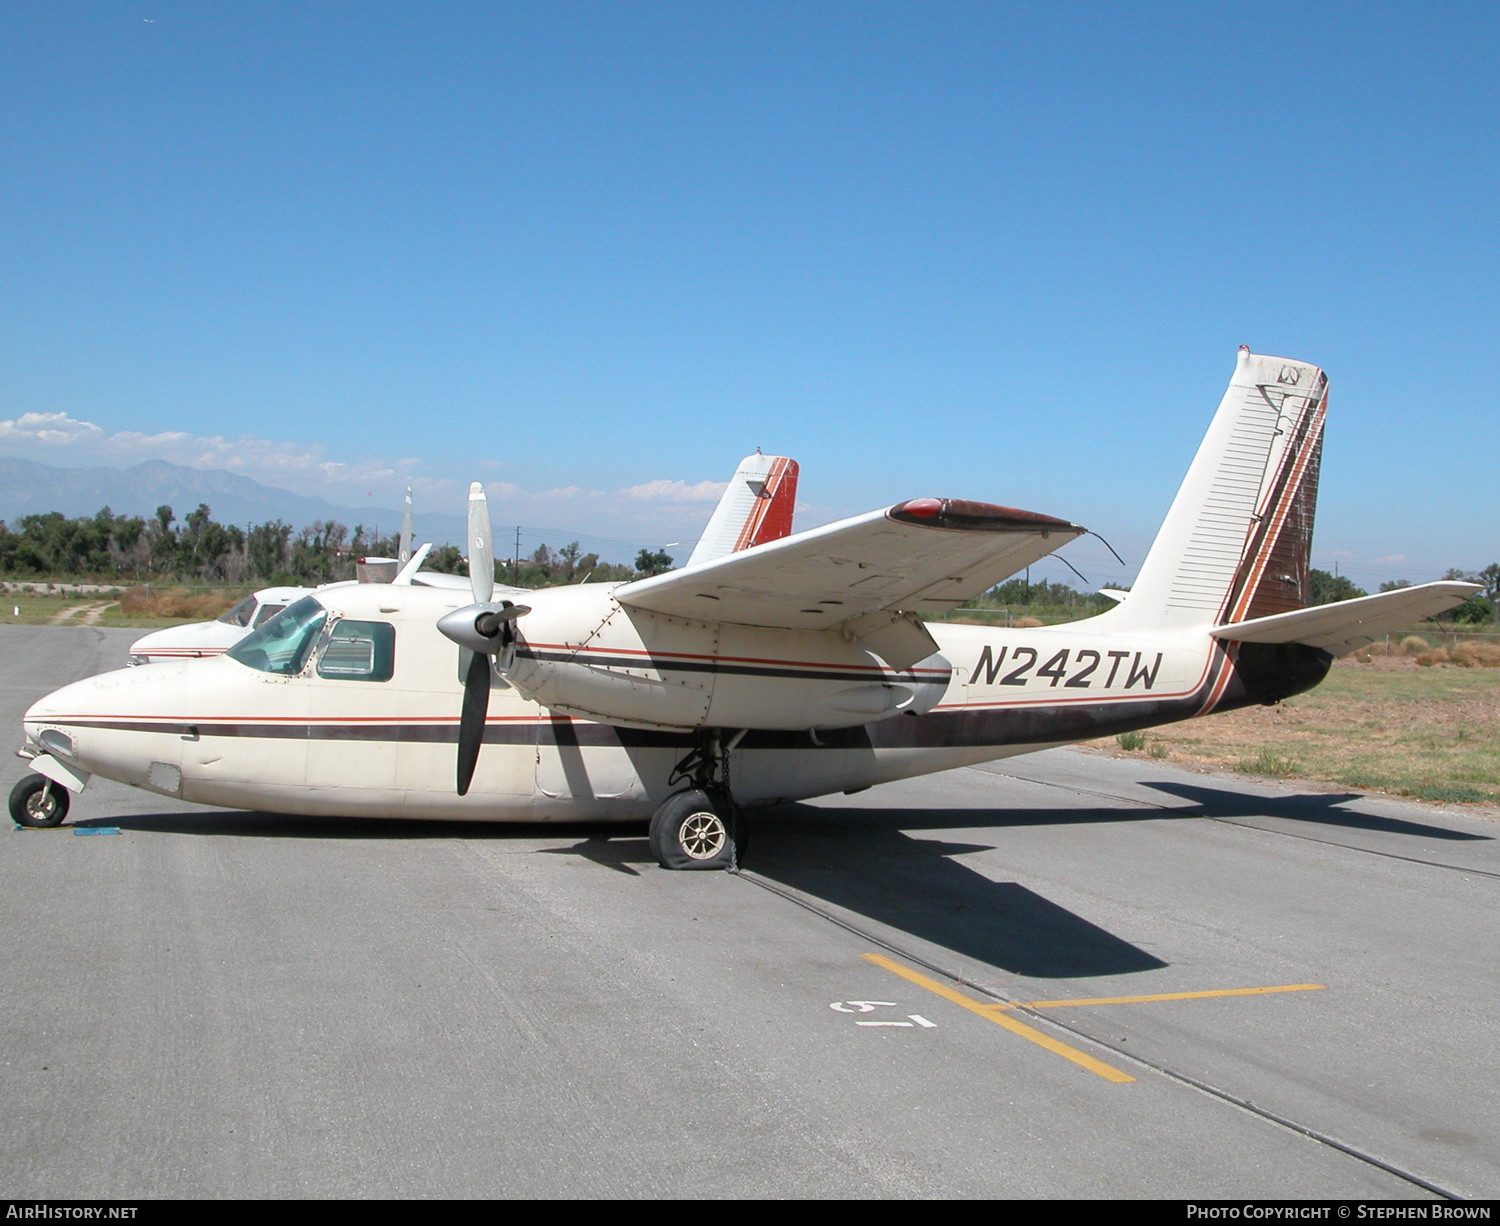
[115,587,239,620]
[1091,656,1500,808]
[1352,634,1500,668]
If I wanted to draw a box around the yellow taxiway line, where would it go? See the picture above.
[1023,984,1325,1009]
[865,956,1328,1084]
[862,953,1136,1083]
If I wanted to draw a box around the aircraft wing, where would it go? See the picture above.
[616,498,1084,667]
[1211,581,1480,656]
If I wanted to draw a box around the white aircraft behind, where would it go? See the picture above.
[127,585,314,665]
[125,489,512,664]
[13,350,1477,871]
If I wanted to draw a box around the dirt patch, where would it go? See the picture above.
[50,602,113,625]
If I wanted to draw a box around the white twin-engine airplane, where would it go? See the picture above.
[12,350,1479,869]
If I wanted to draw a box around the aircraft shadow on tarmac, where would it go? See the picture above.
[76,803,1166,980]
[744,802,1169,979]
[543,811,1166,979]
[1138,780,1492,841]
[80,775,1487,980]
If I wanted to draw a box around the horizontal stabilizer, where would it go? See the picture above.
[617,498,1084,662]
[1210,581,1480,656]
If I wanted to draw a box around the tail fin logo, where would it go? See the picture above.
[1219,377,1327,624]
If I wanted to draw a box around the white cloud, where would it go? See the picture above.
[620,478,729,502]
[0,411,105,446]
[0,408,750,553]
[0,409,406,490]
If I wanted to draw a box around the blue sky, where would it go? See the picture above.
[1,1,1495,586]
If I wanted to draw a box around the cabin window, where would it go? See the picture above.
[252,602,288,628]
[226,597,328,675]
[317,620,396,682]
[217,595,257,627]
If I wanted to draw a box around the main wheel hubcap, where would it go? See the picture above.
[26,786,58,821]
[679,812,727,860]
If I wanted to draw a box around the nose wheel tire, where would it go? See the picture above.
[10,775,70,828]
[649,789,741,871]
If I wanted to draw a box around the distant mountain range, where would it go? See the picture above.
[0,456,468,545]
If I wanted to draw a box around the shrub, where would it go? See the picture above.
[1451,641,1500,668]
[1239,748,1300,777]
[1117,731,1146,751]
[1400,635,1430,655]
[1013,616,1044,628]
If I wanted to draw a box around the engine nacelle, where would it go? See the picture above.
[499,585,952,732]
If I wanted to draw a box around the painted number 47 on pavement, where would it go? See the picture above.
[830,1001,937,1028]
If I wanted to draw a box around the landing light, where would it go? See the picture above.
[38,729,74,759]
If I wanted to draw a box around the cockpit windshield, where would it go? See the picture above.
[225,596,328,675]
[217,595,257,627]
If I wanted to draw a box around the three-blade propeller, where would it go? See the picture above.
[442,483,531,796]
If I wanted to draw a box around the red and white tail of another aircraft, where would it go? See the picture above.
[687,451,799,567]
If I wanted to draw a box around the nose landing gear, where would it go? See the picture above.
[10,775,70,828]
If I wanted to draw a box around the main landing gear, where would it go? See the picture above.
[650,730,746,871]
[10,774,70,828]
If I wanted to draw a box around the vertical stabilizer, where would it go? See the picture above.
[1109,348,1327,630]
[687,453,799,567]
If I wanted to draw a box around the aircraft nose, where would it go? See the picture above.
[23,662,195,780]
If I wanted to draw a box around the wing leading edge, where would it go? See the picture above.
[616,497,1084,668]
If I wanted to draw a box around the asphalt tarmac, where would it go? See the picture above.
[3,625,1497,1199]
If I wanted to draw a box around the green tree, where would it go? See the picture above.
[424,544,464,574]
[1308,569,1367,604]
[1450,594,1495,624]
[247,520,292,582]
[634,548,674,576]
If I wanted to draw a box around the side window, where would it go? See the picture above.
[218,595,257,627]
[318,620,396,682]
[253,602,287,628]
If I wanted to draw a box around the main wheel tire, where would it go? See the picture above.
[649,789,738,871]
[10,775,69,828]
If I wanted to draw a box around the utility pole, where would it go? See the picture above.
[514,526,522,580]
